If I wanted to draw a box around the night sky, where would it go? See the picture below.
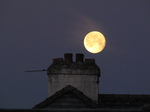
[1,0,150,109]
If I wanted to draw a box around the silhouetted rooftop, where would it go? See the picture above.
[33,85,98,109]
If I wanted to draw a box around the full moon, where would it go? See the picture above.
[84,31,106,53]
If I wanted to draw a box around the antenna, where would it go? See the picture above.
[25,69,47,72]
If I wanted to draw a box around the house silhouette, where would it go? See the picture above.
[1,53,150,112]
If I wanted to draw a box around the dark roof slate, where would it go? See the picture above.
[33,85,98,109]
[99,94,150,108]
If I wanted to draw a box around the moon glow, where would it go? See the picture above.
[84,31,106,53]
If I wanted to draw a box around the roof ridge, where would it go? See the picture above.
[33,85,98,109]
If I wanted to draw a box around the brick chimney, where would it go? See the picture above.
[47,53,100,103]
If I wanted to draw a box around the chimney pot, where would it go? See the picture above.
[85,59,95,63]
[53,58,63,63]
[64,53,73,62]
[76,53,84,62]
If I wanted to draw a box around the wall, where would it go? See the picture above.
[48,74,99,103]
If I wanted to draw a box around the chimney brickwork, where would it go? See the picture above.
[47,53,100,103]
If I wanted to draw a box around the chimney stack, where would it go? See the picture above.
[47,53,100,103]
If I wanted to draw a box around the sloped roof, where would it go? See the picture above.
[99,94,150,108]
[33,85,98,109]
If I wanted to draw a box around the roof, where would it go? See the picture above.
[99,94,150,108]
[1,93,150,112]
[33,85,150,110]
[33,85,98,109]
